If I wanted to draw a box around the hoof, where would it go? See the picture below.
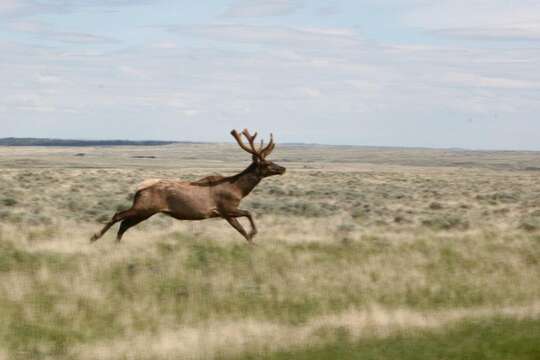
[90,234,99,243]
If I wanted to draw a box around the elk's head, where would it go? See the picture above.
[231,129,286,177]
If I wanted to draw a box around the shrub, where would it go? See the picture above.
[336,222,355,234]
[1,198,17,206]
[476,192,520,204]
[519,216,540,232]
[351,208,369,220]
[531,209,540,217]
[422,214,469,230]
[27,214,53,226]
[281,200,338,217]
[350,204,371,220]
[394,215,408,224]
[429,202,443,210]
[249,199,338,217]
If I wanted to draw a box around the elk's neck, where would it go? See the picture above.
[232,163,261,197]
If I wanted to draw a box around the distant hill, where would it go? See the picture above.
[0,138,182,147]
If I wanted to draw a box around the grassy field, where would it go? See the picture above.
[0,144,539,359]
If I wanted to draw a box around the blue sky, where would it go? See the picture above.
[1,0,539,150]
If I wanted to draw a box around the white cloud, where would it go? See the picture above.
[315,2,340,17]
[45,32,120,44]
[37,73,64,85]
[0,0,23,12]
[433,25,540,41]
[1,94,59,113]
[181,109,200,117]
[171,24,362,48]
[153,41,177,49]
[224,0,302,17]
[4,18,118,44]
[405,0,540,40]
[441,72,540,90]
[294,87,321,98]
[7,19,47,32]
[118,65,150,80]
[0,0,158,18]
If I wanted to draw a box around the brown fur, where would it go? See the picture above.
[190,175,227,186]
[91,129,286,243]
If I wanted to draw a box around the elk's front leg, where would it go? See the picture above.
[222,209,257,243]
[237,209,258,239]
[224,217,252,243]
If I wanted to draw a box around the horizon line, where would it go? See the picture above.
[1,137,539,153]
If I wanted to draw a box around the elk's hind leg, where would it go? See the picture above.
[116,212,154,242]
[91,209,136,242]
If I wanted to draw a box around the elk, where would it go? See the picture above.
[90,129,286,244]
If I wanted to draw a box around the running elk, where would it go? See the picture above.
[91,129,286,243]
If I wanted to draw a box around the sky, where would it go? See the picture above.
[1,0,539,150]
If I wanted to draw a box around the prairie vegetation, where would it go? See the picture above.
[0,144,539,359]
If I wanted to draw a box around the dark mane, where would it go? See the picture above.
[190,175,228,186]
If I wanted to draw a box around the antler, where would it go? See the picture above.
[260,133,275,158]
[230,129,275,159]
[231,129,258,156]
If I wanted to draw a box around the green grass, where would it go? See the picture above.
[234,317,540,360]
[0,241,78,273]
[0,231,539,359]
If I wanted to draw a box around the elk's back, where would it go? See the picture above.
[136,179,162,192]
[135,179,218,220]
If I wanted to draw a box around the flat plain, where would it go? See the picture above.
[0,143,539,359]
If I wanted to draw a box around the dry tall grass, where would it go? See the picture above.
[0,144,539,359]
